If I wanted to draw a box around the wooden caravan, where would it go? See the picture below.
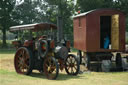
[73,9,126,70]
[73,9,125,52]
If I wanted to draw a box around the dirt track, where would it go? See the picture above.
[0,54,14,71]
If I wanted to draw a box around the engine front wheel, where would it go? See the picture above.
[65,54,80,75]
[43,57,59,80]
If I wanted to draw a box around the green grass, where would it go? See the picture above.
[0,51,15,59]
[0,49,15,54]
[71,47,78,52]
[0,50,128,85]
[0,69,128,85]
[126,39,128,44]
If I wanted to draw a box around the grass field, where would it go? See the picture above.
[0,50,128,85]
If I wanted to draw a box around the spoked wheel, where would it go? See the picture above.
[14,47,34,75]
[65,54,80,75]
[43,57,59,80]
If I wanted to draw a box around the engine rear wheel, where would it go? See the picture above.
[43,57,59,80]
[14,47,34,75]
[65,54,80,75]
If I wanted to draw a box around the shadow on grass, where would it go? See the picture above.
[0,49,15,54]
[30,72,82,80]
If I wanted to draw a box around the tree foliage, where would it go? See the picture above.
[43,0,75,40]
[12,0,47,24]
[0,0,16,46]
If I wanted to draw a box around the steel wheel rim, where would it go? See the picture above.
[14,48,30,74]
[66,55,78,74]
[44,57,58,79]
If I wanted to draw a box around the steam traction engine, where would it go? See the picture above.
[10,23,79,80]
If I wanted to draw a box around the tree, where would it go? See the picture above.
[12,0,42,24]
[43,0,75,41]
[76,0,115,12]
[0,0,16,47]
